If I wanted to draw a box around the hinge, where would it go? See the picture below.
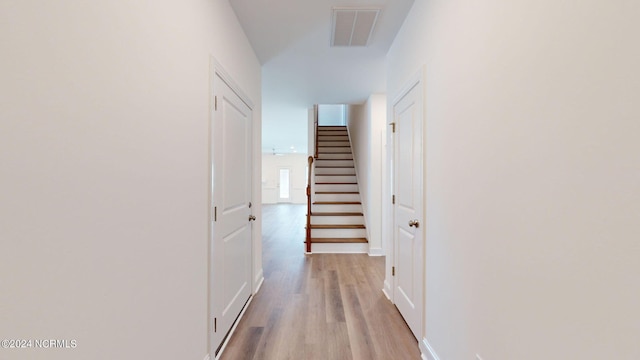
[214,317,217,332]
[392,195,395,204]
[390,122,396,133]
[214,207,217,222]
[392,266,395,276]
[214,96,218,111]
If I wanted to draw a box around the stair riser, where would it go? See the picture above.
[314,159,354,167]
[317,136,349,141]
[312,204,362,212]
[316,175,356,183]
[310,242,368,254]
[314,184,358,192]
[317,153,352,160]
[311,228,367,238]
[318,133,348,138]
[311,216,365,225]
[317,141,351,147]
[318,147,352,153]
[314,193,361,202]
[315,167,355,175]
[318,126,347,131]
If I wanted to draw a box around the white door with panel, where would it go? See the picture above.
[211,72,254,354]
[278,168,291,202]
[392,78,424,340]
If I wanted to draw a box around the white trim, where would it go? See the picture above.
[204,354,211,360]
[368,247,384,256]
[420,338,441,360]
[254,269,264,294]
[382,280,393,301]
[214,294,256,360]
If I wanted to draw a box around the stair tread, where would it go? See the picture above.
[310,237,368,243]
[310,224,365,229]
[316,174,356,176]
[315,166,354,168]
[310,212,364,216]
[315,191,359,194]
[313,201,362,204]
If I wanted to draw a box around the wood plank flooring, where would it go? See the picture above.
[219,204,421,360]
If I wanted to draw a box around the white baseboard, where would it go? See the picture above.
[368,247,384,256]
[254,268,264,294]
[382,280,392,301]
[420,338,441,360]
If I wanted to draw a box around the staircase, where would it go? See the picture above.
[306,126,368,253]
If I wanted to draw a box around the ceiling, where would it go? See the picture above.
[228,0,415,154]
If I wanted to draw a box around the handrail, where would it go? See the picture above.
[305,155,314,253]
[313,104,319,159]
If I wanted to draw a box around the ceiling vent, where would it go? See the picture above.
[331,7,380,47]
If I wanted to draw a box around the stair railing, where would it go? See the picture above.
[306,108,319,253]
[306,155,314,253]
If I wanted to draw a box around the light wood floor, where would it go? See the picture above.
[220,204,421,360]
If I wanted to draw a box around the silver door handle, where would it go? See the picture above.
[408,219,419,228]
[249,215,256,221]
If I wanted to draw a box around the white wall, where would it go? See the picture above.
[318,104,346,126]
[262,154,308,204]
[347,95,387,255]
[0,1,261,359]
[387,1,640,359]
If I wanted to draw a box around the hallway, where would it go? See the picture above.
[220,204,420,360]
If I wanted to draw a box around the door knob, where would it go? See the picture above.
[249,215,256,221]
[408,219,419,228]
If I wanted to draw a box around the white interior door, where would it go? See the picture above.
[392,78,424,340]
[211,72,253,354]
[278,168,291,202]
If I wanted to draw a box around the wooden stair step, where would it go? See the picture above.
[309,237,368,243]
[313,201,362,205]
[316,174,355,176]
[309,224,365,229]
[315,191,359,194]
[310,212,364,216]
[315,165,354,168]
